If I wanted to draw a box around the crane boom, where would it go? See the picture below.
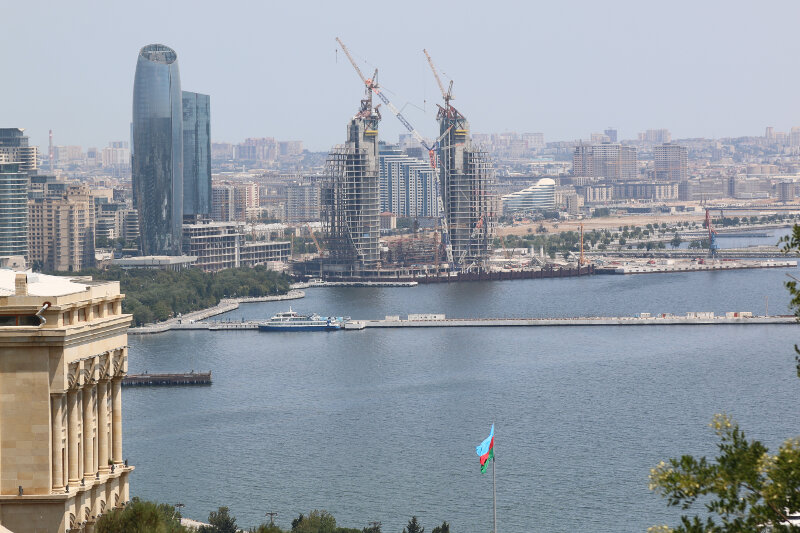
[423,49,448,101]
[335,38,454,267]
[336,37,370,87]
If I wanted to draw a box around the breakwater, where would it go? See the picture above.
[122,372,212,386]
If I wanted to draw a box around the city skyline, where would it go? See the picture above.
[4,1,800,152]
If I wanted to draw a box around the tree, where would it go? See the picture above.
[199,507,237,533]
[648,226,800,532]
[670,234,682,249]
[402,517,424,533]
[96,498,187,533]
[292,510,336,533]
[252,525,285,533]
[431,522,450,533]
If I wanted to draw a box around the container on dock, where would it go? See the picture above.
[637,312,651,318]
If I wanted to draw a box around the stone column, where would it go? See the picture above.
[51,394,65,491]
[67,390,80,486]
[112,378,123,465]
[97,380,109,473]
[83,384,95,479]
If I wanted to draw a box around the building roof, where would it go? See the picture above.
[0,270,87,297]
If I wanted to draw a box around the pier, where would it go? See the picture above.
[122,372,212,386]
[142,312,798,332]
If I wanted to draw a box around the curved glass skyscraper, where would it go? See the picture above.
[132,44,183,255]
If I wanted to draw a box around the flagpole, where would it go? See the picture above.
[492,426,497,533]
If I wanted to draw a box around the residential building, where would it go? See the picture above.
[182,91,211,219]
[379,143,439,218]
[0,129,37,172]
[639,129,671,143]
[604,128,618,143]
[0,163,28,259]
[132,43,184,255]
[654,143,688,181]
[28,177,96,272]
[212,182,259,222]
[573,143,637,180]
[0,271,134,533]
[286,183,321,223]
[182,221,290,271]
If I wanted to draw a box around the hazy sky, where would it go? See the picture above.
[4,0,800,152]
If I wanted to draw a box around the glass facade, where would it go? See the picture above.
[182,91,211,217]
[0,163,29,258]
[132,44,183,255]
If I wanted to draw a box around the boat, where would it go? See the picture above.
[258,308,345,332]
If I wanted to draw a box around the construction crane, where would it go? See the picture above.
[336,37,454,267]
[705,209,719,258]
[423,49,453,110]
[306,223,324,255]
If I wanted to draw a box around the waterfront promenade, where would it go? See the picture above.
[128,289,305,334]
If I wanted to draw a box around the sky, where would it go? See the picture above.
[3,0,800,152]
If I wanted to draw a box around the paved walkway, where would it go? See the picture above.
[128,290,305,335]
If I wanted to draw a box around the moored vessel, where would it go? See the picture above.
[258,308,345,332]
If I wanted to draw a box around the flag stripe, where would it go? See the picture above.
[479,437,494,465]
[480,448,494,473]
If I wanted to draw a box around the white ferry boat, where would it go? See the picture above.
[258,308,345,332]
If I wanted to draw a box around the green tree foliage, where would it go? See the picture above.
[199,506,237,533]
[65,266,290,326]
[95,498,186,533]
[402,516,424,533]
[292,510,337,533]
[670,234,682,249]
[649,415,800,533]
[648,226,800,532]
[431,521,450,533]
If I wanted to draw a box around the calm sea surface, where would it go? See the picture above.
[125,250,800,531]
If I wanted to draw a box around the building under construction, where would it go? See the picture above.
[320,84,382,276]
[425,51,496,271]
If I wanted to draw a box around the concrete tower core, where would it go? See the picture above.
[322,104,381,274]
[437,107,496,270]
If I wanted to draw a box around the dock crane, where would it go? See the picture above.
[335,37,455,267]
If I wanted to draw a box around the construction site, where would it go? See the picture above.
[296,39,510,282]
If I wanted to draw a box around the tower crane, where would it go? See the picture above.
[335,37,454,267]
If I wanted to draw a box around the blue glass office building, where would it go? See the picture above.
[132,44,183,255]
[182,91,211,218]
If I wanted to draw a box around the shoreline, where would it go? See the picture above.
[127,290,305,335]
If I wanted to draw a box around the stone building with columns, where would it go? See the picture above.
[0,271,134,532]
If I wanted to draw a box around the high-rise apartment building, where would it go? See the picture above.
[379,143,439,218]
[182,91,211,219]
[132,44,184,255]
[573,143,637,180]
[0,129,38,172]
[0,162,29,259]
[654,143,688,181]
[640,129,671,144]
[28,177,96,272]
[0,271,133,533]
[604,128,618,143]
[286,183,321,223]
[211,182,259,222]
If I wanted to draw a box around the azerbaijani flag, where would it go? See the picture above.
[475,424,494,474]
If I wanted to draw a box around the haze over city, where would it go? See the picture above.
[5,0,800,150]
[5,2,800,533]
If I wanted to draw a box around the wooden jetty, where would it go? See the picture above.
[122,372,212,387]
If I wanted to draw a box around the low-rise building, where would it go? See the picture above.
[182,221,290,271]
[0,271,134,532]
